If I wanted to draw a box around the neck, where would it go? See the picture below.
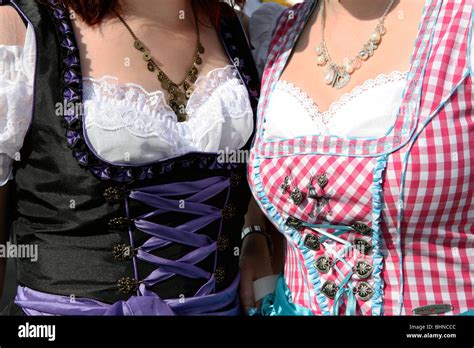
[120,0,196,29]
[326,0,399,21]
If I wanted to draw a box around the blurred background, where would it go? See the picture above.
[244,0,302,15]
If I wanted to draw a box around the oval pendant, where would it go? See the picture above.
[324,66,337,85]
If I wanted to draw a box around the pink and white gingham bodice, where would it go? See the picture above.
[248,0,474,315]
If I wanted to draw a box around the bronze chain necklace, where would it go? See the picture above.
[115,9,205,122]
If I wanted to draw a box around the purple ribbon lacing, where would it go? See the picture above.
[15,176,240,316]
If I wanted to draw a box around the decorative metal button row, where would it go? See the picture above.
[321,280,375,301]
[118,268,226,294]
[313,256,373,279]
[287,215,372,235]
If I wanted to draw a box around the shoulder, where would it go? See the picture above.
[249,2,287,39]
[0,5,27,46]
[248,2,287,76]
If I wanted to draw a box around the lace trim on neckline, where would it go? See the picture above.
[81,64,251,141]
[277,71,408,125]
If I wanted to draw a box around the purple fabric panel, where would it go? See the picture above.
[14,275,240,316]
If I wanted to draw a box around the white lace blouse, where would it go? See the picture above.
[249,3,474,141]
[0,24,254,185]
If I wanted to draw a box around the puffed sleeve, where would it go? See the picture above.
[249,2,286,77]
[0,18,35,186]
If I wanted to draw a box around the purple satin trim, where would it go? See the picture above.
[135,216,217,248]
[130,192,220,215]
[136,176,228,195]
[138,243,216,283]
[14,275,240,316]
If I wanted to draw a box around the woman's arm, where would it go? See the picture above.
[0,6,28,299]
[0,185,10,299]
[239,196,285,314]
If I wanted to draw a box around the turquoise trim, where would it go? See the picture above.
[250,156,330,315]
[371,156,389,316]
[252,274,314,316]
[460,310,474,316]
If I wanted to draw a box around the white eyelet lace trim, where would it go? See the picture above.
[276,71,408,130]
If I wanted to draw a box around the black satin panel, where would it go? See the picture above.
[7,0,257,307]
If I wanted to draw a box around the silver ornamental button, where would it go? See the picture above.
[354,282,374,301]
[280,176,291,194]
[353,238,373,255]
[290,187,305,206]
[354,260,373,279]
[352,221,373,236]
[317,174,329,189]
[304,234,320,251]
[412,304,454,316]
[321,280,339,300]
[314,255,332,274]
[286,216,303,231]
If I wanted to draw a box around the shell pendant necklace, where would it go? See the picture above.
[315,0,396,89]
[115,8,205,122]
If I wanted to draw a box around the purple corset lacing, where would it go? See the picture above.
[15,177,240,316]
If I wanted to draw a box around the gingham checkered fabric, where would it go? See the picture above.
[248,0,474,316]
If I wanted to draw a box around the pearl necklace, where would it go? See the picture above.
[315,0,396,89]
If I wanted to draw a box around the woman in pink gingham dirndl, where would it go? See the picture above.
[245,0,473,316]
